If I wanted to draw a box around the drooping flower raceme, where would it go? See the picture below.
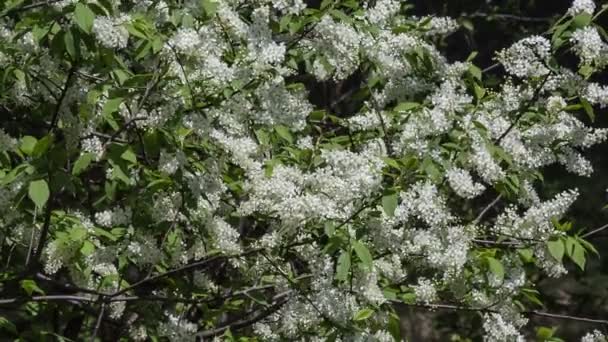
[0,0,606,341]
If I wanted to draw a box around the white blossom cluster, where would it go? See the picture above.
[1,0,608,340]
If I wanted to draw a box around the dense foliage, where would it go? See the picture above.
[1,0,608,340]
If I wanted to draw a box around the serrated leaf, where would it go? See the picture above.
[381,192,398,217]
[486,257,504,281]
[547,239,564,262]
[336,251,351,281]
[353,308,374,321]
[74,3,95,33]
[72,153,94,175]
[353,241,373,271]
[28,179,50,209]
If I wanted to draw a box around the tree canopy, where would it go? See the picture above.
[1,0,608,340]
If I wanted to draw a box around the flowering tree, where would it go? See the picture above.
[1,0,608,340]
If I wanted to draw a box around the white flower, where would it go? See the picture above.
[92,16,130,49]
[446,167,486,198]
[413,278,437,304]
[570,27,608,66]
[483,313,525,342]
[81,136,104,161]
[568,0,596,16]
[497,36,551,78]
[581,330,607,342]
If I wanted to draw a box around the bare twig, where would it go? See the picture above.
[474,194,503,224]
[197,294,291,338]
[1,0,63,17]
[90,303,105,342]
[392,301,608,325]
[581,223,608,239]
[466,12,554,23]
[494,74,550,145]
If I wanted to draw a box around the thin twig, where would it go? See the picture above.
[474,194,503,224]
[90,303,105,342]
[466,12,554,23]
[197,295,291,338]
[50,65,77,132]
[494,74,550,144]
[581,223,608,239]
[1,0,63,17]
[392,301,608,325]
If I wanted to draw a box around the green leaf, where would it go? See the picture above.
[570,242,586,270]
[74,3,95,33]
[28,179,50,209]
[394,102,419,112]
[120,148,137,164]
[572,13,592,28]
[64,29,77,60]
[0,316,17,335]
[536,326,556,340]
[20,279,44,296]
[353,241,373,270]
[469,64,482,80]
[102,97,124,116]
[80,240,96,256]
[353,308,374,321]
[336,251,351,281]
[547,239,565,262]
[486,257,504,281]
[565,237,576,256]
[20,136,38,156]
[381,192,398,217]
[275,125,293,143]
[581,98,595,122]
[200,0,219,17]
[577,237,599,256]
[388,313,402,341]
[518,248,534,263]
[473,83,486,101]
[72,153,94,175]
[33,134,53,158]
